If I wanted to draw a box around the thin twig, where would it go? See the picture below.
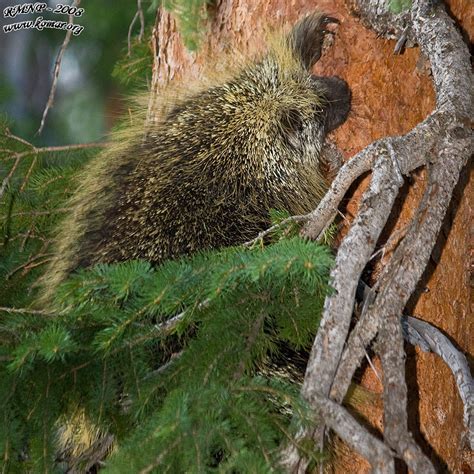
[153,298,210,335]
[137,0,145,42]
[394,25,409,54]
[6,252,55,280]
[0,306,53,316]
[3,142,107,161]
[4,128,36,149]
[19,155,38,193]
[364,350,382,384]
[330,129,471,405]
[37,0,82,135]
[0,154,22,200]
[128,0,145,56]
[10,208,71,217]
[11,233,50,244]
[368,224,408,262]
[243,214,309,247]
[127,11,140,56]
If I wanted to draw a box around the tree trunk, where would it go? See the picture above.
[148,1,472,471]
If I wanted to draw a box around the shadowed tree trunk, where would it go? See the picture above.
[147,1,472,471]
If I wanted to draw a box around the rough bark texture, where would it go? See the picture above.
[148,0,473,471]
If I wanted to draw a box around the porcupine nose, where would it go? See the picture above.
[311,75,351,133]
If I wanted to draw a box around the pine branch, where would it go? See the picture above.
[0,133,106,205]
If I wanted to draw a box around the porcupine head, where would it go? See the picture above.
[39,12,351,307]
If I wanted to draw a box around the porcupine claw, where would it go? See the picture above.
[321,16,339,36]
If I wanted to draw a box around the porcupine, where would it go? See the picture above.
[40,12,351,305]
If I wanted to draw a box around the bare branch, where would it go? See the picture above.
[302,111,443,241]
[1,141,107,161]
[4,128,36,149]
[6,250,55,280]
[301,141,376,240]
[282,144,405,472]
[128,0,146,56]
[37,0,82,135]
[10,208,71,218]
[404,316,474,449]
[13,141,107,156]
[19,155,38,193]
[378,312,435,472]
[300,117,446,401]
[0,154,22,201]
[302,148,401,399]
[128,11,140,56]
[137,0,145,42]
[393,25,410,54]
[330,127,472,406]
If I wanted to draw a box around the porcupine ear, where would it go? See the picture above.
[289,13,339,70]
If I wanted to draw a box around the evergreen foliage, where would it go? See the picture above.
[0,119,335,470]
[0,119,96,310]
[1,236,333,472]
[112,32,154,88]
